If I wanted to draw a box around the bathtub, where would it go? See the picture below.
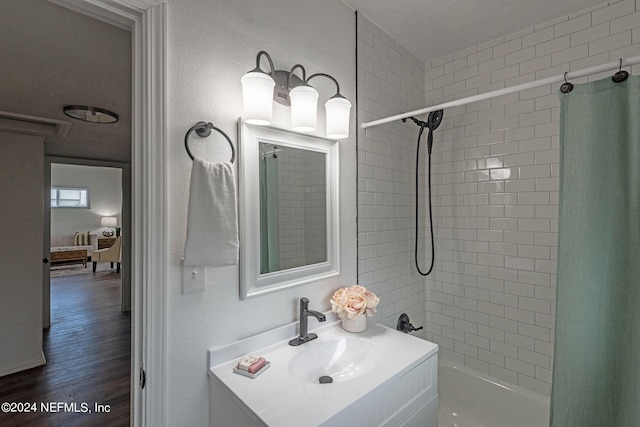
[438,360,550,427]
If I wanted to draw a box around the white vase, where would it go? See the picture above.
[341,315,367,333]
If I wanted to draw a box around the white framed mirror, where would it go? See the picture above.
[238,119,340,299]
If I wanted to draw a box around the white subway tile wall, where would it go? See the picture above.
[422,0,640,395]
[277,149,307,269]
[358,0,639,396]
[276,148,327,269]
[303,152,328,265]
[357,16,428,332]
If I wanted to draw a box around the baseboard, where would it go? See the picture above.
[0,352,46,378]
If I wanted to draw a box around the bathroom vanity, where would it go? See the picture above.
[208,316,438,426]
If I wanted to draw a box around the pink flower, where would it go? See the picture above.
[330,288,348,315]
[349,285,368,295]
[364,290,379,310]
[330,285,379,319]
[343,293,366,320]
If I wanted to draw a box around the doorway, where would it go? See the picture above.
[44,157,132,326]
[0,0,167,423]
[44,158,132,425]
[49,162,122,276]
[0,155,133,426]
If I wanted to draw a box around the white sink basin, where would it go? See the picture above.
[288,337,378,383]
[208,319,439,427]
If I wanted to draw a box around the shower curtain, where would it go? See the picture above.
[259,156,280,274]
[550,75,639,426]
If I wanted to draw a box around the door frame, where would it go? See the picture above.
[50,1,168,426]
[44,157,132,326]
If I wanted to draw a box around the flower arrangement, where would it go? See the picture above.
[330,285,380,320]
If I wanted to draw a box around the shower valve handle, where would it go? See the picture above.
[396,313,424,334]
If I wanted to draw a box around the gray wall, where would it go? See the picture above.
[0,132,45,376]
[51,163,122,240]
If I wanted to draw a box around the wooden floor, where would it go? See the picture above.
[0,272,130,427]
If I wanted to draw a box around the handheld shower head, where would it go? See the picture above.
[427,110,443,131]
[401,109,445,277]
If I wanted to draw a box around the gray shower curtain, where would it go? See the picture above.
[259,156,280,274]
[550,75,639,426]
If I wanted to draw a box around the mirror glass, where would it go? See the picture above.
[258,142,327,274]
[239,120,339,299]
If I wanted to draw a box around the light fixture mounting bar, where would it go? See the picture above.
[272,70,303,106]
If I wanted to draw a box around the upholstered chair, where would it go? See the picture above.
[92,236,122,273]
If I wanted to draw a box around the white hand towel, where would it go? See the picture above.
[183,159,239,266]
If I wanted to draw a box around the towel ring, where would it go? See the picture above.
[184,121,235,163]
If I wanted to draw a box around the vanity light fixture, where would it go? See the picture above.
[240,51,351,139]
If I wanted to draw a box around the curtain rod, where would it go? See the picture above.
[361,54,640,129]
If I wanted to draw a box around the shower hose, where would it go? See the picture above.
[415,124,435,276]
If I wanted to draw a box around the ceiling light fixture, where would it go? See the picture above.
[240,51,351,139]
[63,105,119,124]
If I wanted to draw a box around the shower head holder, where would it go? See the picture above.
[402,110,444,131]
[402,116,428,128]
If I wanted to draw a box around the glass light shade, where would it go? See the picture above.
[241,71,276,125]
[289,85,319,133]
[325,96,351,139]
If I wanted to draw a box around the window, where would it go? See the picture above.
[51,187,90,208]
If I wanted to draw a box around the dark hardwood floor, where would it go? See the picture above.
[0,271,130,427]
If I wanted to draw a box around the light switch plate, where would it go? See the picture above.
[182,262,206,295]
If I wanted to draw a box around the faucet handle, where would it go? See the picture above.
[396,313,423,334]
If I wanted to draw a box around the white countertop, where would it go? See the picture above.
[208,318,438,427]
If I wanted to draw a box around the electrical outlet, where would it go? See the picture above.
[181,263,206,295]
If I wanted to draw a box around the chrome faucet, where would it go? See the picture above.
[289,297,326,346]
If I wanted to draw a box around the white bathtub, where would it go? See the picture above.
[438,360,550,427]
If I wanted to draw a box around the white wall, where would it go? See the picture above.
[422,0,640,395]
[166,0,356,425]
[0,131,45,376]
[356,16,429,333]
[50,163,122,239]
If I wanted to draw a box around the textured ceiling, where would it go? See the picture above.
[343,0,607,61]
[0,0,131,162]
